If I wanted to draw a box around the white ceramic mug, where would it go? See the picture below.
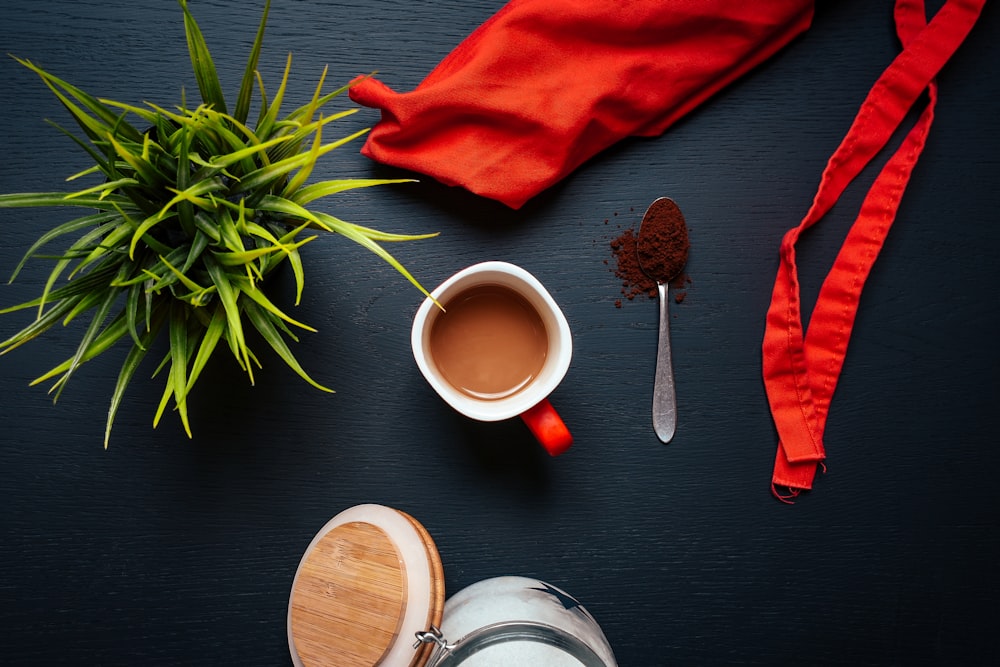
[411,261,573,455]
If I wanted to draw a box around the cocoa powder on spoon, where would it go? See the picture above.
[609,207,690,307]
[637,198,689,285]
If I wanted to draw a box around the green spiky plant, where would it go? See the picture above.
[0,0,435,447]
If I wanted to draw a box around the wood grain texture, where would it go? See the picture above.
[291,522,406,667]
[400,509,447,667]
[0,0,998,665]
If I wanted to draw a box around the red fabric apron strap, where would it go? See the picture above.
[762,0,985,500]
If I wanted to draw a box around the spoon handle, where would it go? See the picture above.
[652,281,677,443]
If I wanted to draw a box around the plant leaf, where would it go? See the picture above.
[158,253,208,294]
[0,297,80,356]
[105,308,164,449]
[203,255,252,382]
[47,120,115,177]
[281,113,324,197]
[96,99,162,130]
[235,0,271,125]
[0,191,135,212]
[178,0,227,114]
[68,220,135,280]
[313,211,434,300]
[271,222,311,304]
[236,278,316,332]
[285,78,357,125]
[254,194,327,229]
[48,285,122,402]
[234,127,367,197]
[125,281,145,348]
[1,262,120,316]
[12,56,142,143]
[267,109,357,164]
[128,177,225,258]
[7,211,117,282]
[185,304,226,393]
[211,237,313,267]
[243,300,332,393]
[107,134,167,187]
[290,178,415,206]
[254,52,292,140]
[175,123,196,238]
[168,302,192,436]
[63,177,141,201]
[29,310,130,387]
[203,133,292,170]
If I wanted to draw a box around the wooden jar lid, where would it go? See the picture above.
[287,505,445,667]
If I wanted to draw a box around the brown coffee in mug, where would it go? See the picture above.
[428,284,548,401]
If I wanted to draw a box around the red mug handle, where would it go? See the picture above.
[521,398,572,456]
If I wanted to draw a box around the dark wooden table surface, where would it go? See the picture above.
[1,1,997,665]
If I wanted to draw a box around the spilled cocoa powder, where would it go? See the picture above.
[608,205,690,308]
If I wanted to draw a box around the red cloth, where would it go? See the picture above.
[762,0,985,499]
[349,0,815,209]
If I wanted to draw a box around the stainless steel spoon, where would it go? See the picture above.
[636,197,689,443]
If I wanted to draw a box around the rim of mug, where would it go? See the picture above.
[411,261,572,422]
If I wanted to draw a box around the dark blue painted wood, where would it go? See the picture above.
[1,0,997,664]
